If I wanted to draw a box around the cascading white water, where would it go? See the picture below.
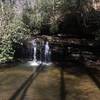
[28,39,52,67]
[34,47,36,61]
[32,39,37,61]
[43,41,52,65]
[29,39,40,66]
[45,41,50,62]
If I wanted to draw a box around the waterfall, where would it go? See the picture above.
[32,39,37,61]
[45,41,50,63]
[29,39,40,66]
[43,41,52,65]
[28,39,52,67]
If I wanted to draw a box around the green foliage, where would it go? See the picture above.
[22,5,42,34]
[0,2,30,62]
[0,18,30,62]
[0,0,98,62]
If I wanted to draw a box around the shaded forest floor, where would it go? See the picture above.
[0,62,100,100]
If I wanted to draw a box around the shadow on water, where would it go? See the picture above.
[60,65,66,100]
[56,58,100,90]
[76,60,100,89]
[74,56,100,89]
[9,65,44,100]
[55,56,100,100]
[55,62,67,100]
